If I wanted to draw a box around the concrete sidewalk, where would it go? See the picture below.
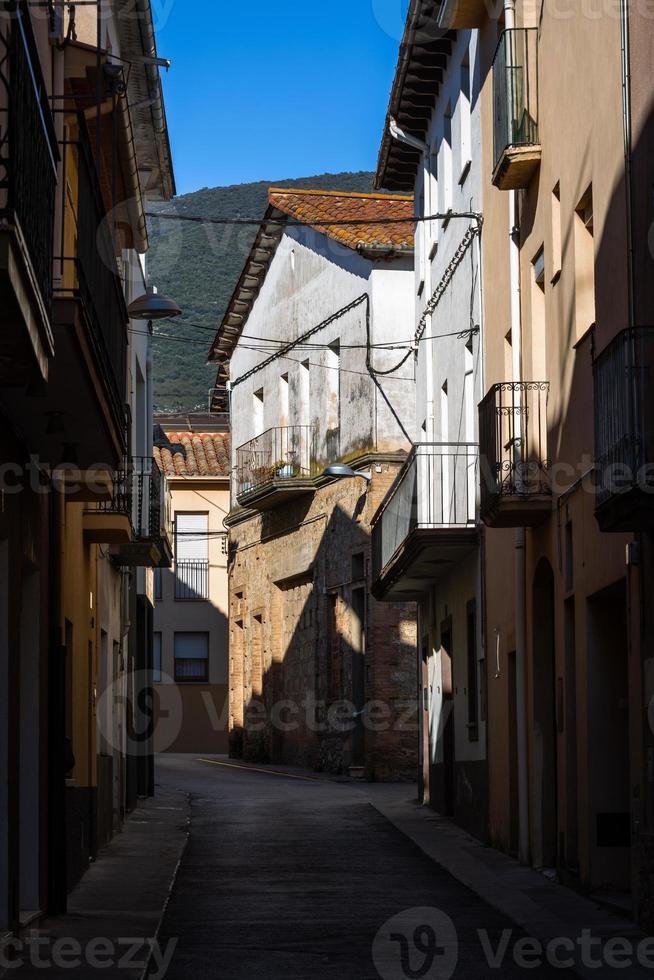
[365,784,652,980]
[1,786,189,979]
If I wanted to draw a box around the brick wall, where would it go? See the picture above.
[227,458,418,780]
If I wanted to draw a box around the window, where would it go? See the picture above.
[153,632,162,683]
[551,182,562,283]
[428,147,439,254]
[253,387,264,434]
[459,53,472,182]
[441,105,453,218]
[466,599,479,740]
[174,632,209,683]
[279,373,289,427]
[574,185,595,341]
[175,513,209,600]
[153,567,162,601]
[352,552,365,582]
[531,246,547,380]
[326,340,340,458]
[299,359,310,425]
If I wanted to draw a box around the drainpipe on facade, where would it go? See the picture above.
[504,0,531,867]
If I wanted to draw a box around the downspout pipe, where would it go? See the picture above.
[504,0,531,867]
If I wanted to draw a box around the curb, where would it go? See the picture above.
[139,794,191,980]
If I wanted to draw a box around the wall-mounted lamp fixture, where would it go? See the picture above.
[323,463,372,484]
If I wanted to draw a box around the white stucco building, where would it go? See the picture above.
[371,19,487,837]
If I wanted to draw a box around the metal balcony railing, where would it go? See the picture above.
[479,382,550,513]
[493,28,539,171]
[100,457,171,543]
[373,444,478,579]
[175,560,210,601]
[0,4,58,310]
[55,125,129,427]
[236,425,319,499]
[594,327,654,509]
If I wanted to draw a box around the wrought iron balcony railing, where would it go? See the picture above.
[492,28,540,188]
[236,425,319,500]
[479,382,550,523]
[0,4,58,310]
[594,327,654,529]
[373,443,478,582]
[175,560,210,601]
[99,457,171,551]
[55,125,128,428]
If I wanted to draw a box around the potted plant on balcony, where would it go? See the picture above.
[274,454,301,479]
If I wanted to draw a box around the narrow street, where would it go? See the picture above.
[156,757,575,980]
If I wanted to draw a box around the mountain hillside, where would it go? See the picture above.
[147,171,375,413]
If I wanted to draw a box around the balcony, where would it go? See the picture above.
[175,560,210,601]
[0,6,58,384]
[53,123,129,454]
[235,425,319,510]
[84,458,172,567]
[479,382,551,527]
[372,444,479,601]
[492,29,541,190]
[594,327,654,531]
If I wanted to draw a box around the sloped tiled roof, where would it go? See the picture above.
[207,188,415,413]
[268,188,415,252]
[154,431,230,478]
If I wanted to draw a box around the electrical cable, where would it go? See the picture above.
[146,210,482,228]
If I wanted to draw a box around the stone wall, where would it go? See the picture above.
[228,457,418,780]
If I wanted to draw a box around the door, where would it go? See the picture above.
[532,559,558,869]
[351,588,366,767]
[441,619,455,818]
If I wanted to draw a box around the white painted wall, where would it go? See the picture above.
[228,227,414,501]
[410,31,486,768]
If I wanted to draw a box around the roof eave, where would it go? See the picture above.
[374,0,455,191]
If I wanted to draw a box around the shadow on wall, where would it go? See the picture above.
[229,499,418,782]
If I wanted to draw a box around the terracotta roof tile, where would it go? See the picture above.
[268,188,415,252]
[154,431,230,479]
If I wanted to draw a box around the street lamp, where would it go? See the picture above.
[127,286,182,320]
[322,463,372,484]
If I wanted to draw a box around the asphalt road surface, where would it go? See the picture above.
[155,755,576,980]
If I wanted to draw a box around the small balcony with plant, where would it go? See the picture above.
[479,381,551,527]
[371,444,479,601]
[593,327,654,532]
[235,425,319,510]
[492,28,541,190]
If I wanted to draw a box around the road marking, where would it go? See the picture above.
[196,758,324,781]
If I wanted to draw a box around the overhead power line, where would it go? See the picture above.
[146,210,483,228]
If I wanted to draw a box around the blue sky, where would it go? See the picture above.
[155,0,408,195]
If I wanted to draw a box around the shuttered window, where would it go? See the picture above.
[175,513,208,562]
[174,632,209,683]
[175,513,209,600]
[153,632,162,683]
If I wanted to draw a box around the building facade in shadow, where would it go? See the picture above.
[209,189,419,779]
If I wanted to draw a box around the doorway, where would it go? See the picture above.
[532,558,558,869]
[587,580,630,895]
[351,588,366,768]
[19,565,40,915]
[440,618,455,818]
[0,541,8,929]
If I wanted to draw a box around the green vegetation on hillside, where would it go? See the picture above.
[147,171,375,412]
